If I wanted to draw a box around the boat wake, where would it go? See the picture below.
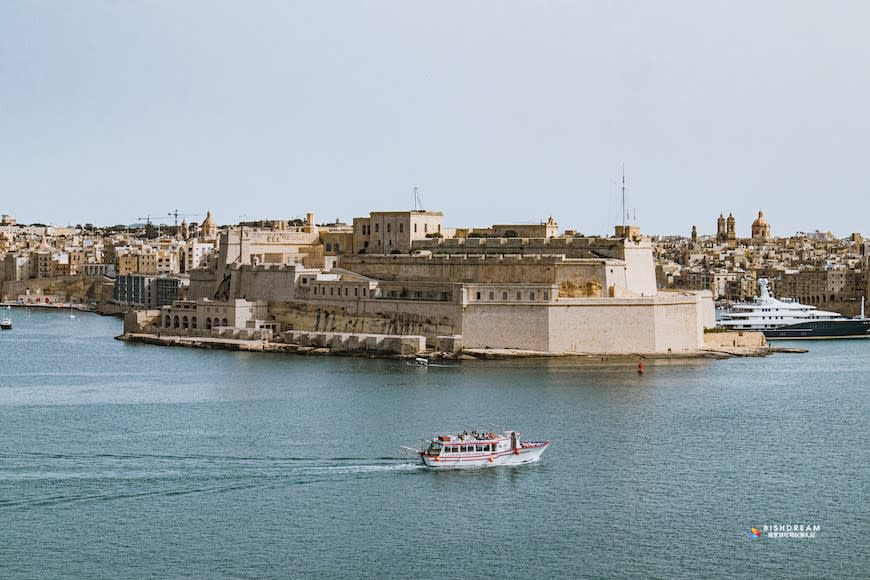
[0,455,424,510]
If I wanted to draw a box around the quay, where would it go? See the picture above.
[117,329,781,360]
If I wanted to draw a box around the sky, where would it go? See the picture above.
[2,1,869,237]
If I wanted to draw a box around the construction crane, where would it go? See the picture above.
[136,214,169,227]
[168,209,201,227]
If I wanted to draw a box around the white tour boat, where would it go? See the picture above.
[406,429,550,468]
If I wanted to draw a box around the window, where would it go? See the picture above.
[544,291,549,300]
[424,224,428,233]
[530,291,535,300]
[476,445,483,452]
[354,288,359,297]
[489,292,494,300]
[399,223,404,233]
[387,223,391,233]
[502,291,508,300]
[476,291,481,300]
[516,291,522,300]
[375,223,379,233]
[414,224,417,233]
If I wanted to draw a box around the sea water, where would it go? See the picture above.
[1,308,867,577]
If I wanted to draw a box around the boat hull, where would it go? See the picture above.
[763,319,870,340]
[420,442,550,469]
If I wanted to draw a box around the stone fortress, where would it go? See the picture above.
[149,209,715,355]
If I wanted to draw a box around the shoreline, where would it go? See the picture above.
[117,332,794,360]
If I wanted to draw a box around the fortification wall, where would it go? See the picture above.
[461,304,550,351]
[704,331,766,348]
[458,294,709,354]
[547,300,658,353]
[412,235,627,257]
[652,299,706,352]
[340,254,609,287]
[235,268,298,301]
[268,299,461,340]
[1,275,114,304]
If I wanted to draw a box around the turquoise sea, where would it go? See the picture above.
[1,308,867,578]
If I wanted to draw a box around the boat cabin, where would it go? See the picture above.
[425,431,517,456]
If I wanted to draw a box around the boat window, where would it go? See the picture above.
[476,445,483,452]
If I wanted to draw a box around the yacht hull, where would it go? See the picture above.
[764,319,870,339]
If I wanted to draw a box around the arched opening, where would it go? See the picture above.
[182,316,189,329]
[173,315,180,328]
[206,317,212,330]
[221,318,229,327]
[191,316,197,329]
[164,315,171,327]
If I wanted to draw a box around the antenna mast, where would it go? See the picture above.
[413,186,423,211]
[621,165,626,224]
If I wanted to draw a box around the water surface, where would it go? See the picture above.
[1,308,867,577]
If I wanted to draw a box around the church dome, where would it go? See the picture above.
[752,211,769,227]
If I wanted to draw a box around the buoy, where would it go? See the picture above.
[637,359,644,375]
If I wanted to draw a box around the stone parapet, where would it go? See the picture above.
[282,330,425,355]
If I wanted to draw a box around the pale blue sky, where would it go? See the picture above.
[2,1,869,236]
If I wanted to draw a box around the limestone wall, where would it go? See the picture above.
[547,300,658,353]
[704,331,767,348]
[235,267,299,301]
[268,299,461,340]
[340,254,609,286]
[652,299,705,352]
[460,293,710,354]
[1,275,114,304]
[462,304,550,351]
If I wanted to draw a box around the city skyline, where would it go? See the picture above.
[3,1,869,235]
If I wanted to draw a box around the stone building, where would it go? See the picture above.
[179,211,713,355]
[751,211,771,241]
[352,210,444,254]
[200,210,217,241]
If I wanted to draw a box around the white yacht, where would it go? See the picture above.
[716,278,870,339]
